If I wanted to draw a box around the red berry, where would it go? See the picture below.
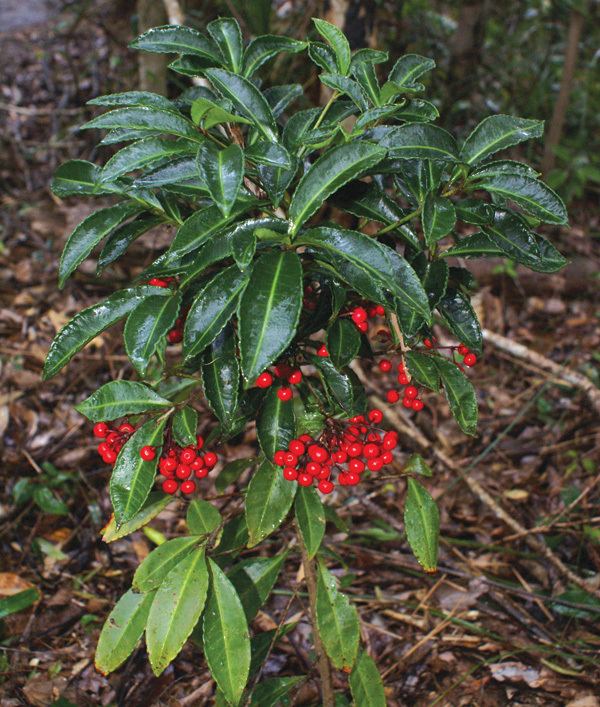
[196,435,204,450]
[283,467,298,481]
[288,370,302,385]
[346,472,360,485]
[367,457,383,472]
[289,440,305,456]
[378,359,392,373]
[256,372,273,388]
[93,422,108,438]
[382,432,398,451]
[167,328,183,344]
[283,452,298,467]
[277,387,293,401]
[118,422,135,434]
[308,445,329,463]
[148,277,168,287]
[368,408,383,424]
[176,463,191,479]
[457,344,470,356]
[402,397,413,408]
[299,434,312,444]
[164,457,177,473]
[298,473,313,487]
[317,345,329,357]
[317,467,331,480]
[463,353,477,367]
[162,479,178,494]
[405,385,418,399]
[386,390,400,404]
[274,450,287,466]
[398,373,409,386]
[412,399,424,411]
[180,447,196,464]
[203,452,218,468]
[195,466,208,479]
[140,446,156,461]
[348,459,365,474]
[318,480,334,494]
[306,462,321,476]
[181,480,196,494]
[363,443,380,459]
[106,431,120,446]
[332,451,347,464]
[357,321,368,333]
[103,449,117,464]
[347,442,363,458]
[423,337,433,349]
[351,306,367,324]
[381,451,393,464]
[375,305,385,316]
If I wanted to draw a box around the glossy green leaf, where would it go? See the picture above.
[441,231,503,259]
[146,547,209,676]
[133,536,202,592]
[75,380,171,422]
[238,251,303,383]
[437,289,482,354]
[308,41,338,73]
[190,96,252,129]
[405,351,440,391]
[257,385,296,459]
[0,588,40,620]
[394,98,439,123]
[316,561,360,670]
[101,492,172,542]
[460,114,544,165]
[295,487,325,559]
[350,60,381,106]
[204,68,278,141]
[243,36,306,77]
[454,198,494,225]
[130,25,221,61]
[124,292,181,377]
[82,106,202,142]
[320,73,369,111]
[135,156,201,187]
[245,140,292,169]
[422,259,448,309]
[203,559,251,705]
[422,194,456,247]
[288,142,386,235]
[228,553,287,621]
[32,487,68,515]
[95,589,154,675]
[299,227,430,321]
[172,406,198,447]
[100,137,194,182]
[245,460,296,547]
[388,53,435,89]
[231,228,257,271]
[51,160,111,197]
[207,17,243,72]
[264,83,303,118]
[258,160,298,208]
[197,141,244,217]
[97,215,163,273]
[250,677,304,706]
[470,174,567,224]
[349,650,386,707]
[308,353,367,417]
[313,18,351,74]
[202,326,240,430]
[433,357,478,435]
[89,90,176,110]
[470,159,539,179]
[58,202,141,287]
[184,265,250,360]
[110,416,168,525]
[380,124,458,162]
[187,499,222,535]
[327,318,361,369]
[404,453,432,477]
[215,457,255,493]
[404,478,439,572]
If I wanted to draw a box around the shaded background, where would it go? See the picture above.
[0,1,599,705]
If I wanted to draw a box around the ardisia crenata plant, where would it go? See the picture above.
[44,17,568,705]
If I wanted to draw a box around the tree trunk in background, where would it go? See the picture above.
[541,7,585,176]
[137,0,167,93]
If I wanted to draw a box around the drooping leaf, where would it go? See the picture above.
[95,589,155,675]
[422,194,456,247]
[308,353,367,417]
[249,677,304,706]
[97,215,164,273]
[58,202,142,287]
[313,18,351,74]
[388,53,435,89]
[202,326,241,431]
[82,106,202,142]
[404,351,440,391]
[203,559,251,705]
[295,487,325,559]
[207,17,243,72]
[89,90,176,110]
[404,478,439,572]
[130,25,221,61]
[454,198,494,225]
[110,416,168,525]
[100,137,195,182]
[172,405,198,447]
[288,142,386,235]
[124,292,181,377]
[433,357,478,435]
[316,561,360,671]
[320,73,369,111]
[51,160,112,197]
[245,460,296,547]
[227,553,287,621]
[257,385,296,459]
[133,536,202,592]
[460,115,544,165]
[101,492,172,543]
[187,499,222,535]
[437,289,482,354]
[349,650,386,707]
[243,36,306,77]
[146,547,209,675]
[183,265,250,360]
[327,318,361,369]
[204,68,278,141]
[379,123,458,162]
[75,380,171,422]
[197,141,244,217]
[238,251,303,383]
[469,173,568,224]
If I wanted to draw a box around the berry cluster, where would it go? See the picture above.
[378,358,426,412]
[255,363,303,401]
[348,304,386,333]
[273,410,398,495]
[423,338,478,369]
[156,435,218,495]
[94,421,136,464]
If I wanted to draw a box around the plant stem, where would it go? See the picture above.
[296,523,334,706]
[299,90,339,159]
[375,207,421,236]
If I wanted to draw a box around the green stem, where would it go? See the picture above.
[375,207,421,236]
[299,91,339,158]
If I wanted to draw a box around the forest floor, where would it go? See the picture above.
[1,3,599,706]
